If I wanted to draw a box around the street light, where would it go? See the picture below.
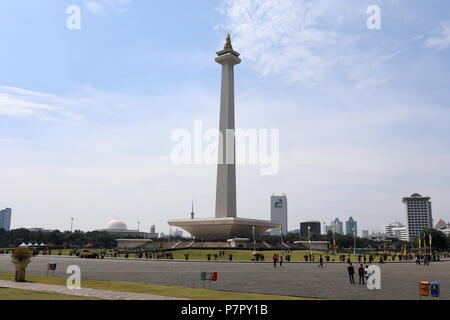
[252,226,256,255]
[353,227,356,255]
[308,226,312,256]
[70,217,74,249]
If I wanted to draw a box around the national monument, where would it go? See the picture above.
[168,35,280,241]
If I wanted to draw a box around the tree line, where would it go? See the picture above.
[262,227,450,251]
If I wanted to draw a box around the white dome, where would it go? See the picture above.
[106,218,128,230]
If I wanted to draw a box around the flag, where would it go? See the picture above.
[418,233,421,249]
[429,234,432,247]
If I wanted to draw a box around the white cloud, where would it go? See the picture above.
[218,0,412,87]
[83,0,132,15]
[0,86,81,120]
[218,0,368,84]
[425,20,450,51]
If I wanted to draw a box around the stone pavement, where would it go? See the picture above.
[0,280,184,300]
[1,255,449,300]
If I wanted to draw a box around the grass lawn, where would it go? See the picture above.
[3,248,393,262]
[0,287,100,300]
[0,273,313,300]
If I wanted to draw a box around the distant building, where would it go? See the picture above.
[384,221,404,235]
[172,228,183,238]
[435,219,449,230]
[369,231,392,241]
[391,227,408,241]
[361,230,369,239]
[27,228,54,233]
[0,208,12,231]
[300,221,321,237]
[270,195,288,236]
[95,219,156,239]
[345,217,357,236]
[384,222,407,241]
[325,218,344,235]
[403,193,433,241]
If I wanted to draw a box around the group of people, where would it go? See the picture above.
[272,253,284,268]
[347,263,371,285]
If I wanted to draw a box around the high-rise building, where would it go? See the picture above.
[361,230,369,239]
[270,195,288,235]
[345,217,357,236]
[403,193,433,241]
[300,221,321,237]
[0,208,12,231]
[325,218,344,235]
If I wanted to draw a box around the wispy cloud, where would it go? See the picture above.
[218,0,409,87]
[82,0,132,15]
[0,86,82,121]
[425,20,450,51]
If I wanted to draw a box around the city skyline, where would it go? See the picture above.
[1,1,450,233]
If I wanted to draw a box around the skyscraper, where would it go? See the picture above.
[300,221,321,237]
[270,195,288,235]
[345,217,357,236]
[0,208,12,231]
[403,193,433,241]
[325,218,343,235]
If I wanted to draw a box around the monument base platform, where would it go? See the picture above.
[168,217,280,241]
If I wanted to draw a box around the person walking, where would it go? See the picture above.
[319,255,324,268]
[279,255,283,267]
[358,264,365,285]
[348,263,355,284]
[273,254,278,268]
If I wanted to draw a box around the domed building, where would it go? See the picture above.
[95,218,157,239]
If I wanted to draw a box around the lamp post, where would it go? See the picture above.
[332,225,337,255]
[252,226,256,255]
[70,217,74,249]
[308,226,312,256]
[353,227,356,256]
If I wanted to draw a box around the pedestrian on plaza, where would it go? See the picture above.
[358,264,365,285]
[347,263,355,284]
[273,254,278,268]
[319,255,324,268]
[280,255,283,267]
[364,265,370,280]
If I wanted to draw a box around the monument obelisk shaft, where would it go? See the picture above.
[215,35,241,219]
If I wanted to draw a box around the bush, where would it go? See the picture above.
[11,248,32,262]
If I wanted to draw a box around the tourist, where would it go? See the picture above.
[347,263,355,284]
[319,255,323,268]
[358,264,365,285]
[279,255,283,267]
[273,254,278,268]
[364,265,370,280]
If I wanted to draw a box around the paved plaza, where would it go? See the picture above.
[0,255,448,300]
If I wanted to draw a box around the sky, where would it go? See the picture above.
[1,0,450,235]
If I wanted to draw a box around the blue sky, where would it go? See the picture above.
[1,0,450,234]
